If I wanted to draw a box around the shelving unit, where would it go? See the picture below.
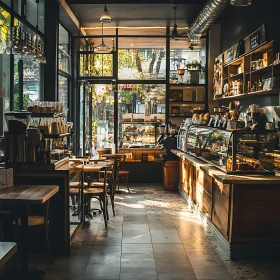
[169,84,206,126]
[214,40,280,100]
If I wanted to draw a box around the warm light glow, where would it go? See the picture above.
[100,4,112,23]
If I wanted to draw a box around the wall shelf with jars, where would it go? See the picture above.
[213,24,280,101]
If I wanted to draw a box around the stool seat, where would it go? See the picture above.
[69,188,80,194]
[16,216,45,226]
[84,188,104,194]
[89,182,108,188]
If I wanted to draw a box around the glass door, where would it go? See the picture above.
[91,84,114,158]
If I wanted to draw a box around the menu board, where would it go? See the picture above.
[235,39,244,58]
[260,22,267,43]
[250,31,260,50]
[225,47,234,63]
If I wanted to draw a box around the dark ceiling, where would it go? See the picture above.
[66,0,208,48]
[67,1,207,29]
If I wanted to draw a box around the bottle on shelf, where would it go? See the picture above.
[247,81,250,93]
[258,79,263,91]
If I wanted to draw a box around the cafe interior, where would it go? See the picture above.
[0,0,280,279]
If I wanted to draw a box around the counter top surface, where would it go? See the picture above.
[171,149,280,184]
[119,148,164,150]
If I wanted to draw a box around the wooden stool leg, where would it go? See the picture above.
[125,175,130,193]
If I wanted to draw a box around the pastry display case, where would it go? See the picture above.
[119,122,158,148]
[186,125,275,174]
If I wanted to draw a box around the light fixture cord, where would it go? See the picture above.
[36,0,39,30]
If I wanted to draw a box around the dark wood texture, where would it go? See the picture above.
[0,242,17,269]
[12,166,82,255]
[0,185,59,204]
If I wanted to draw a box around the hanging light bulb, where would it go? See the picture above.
[100,1,112,24]
[94,23,111,53]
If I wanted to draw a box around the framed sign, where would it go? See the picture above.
[250,31,260,50]
[235,39,244,58]
[226,47,234,63]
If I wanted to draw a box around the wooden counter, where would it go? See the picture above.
[8,160,84,255]
[172,149,280,259]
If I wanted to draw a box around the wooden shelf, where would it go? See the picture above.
[169,115,192,118]
[169,83,206,87]
[169,101,205,104]
[224,56,244,67]
[214,88,280,100]
[250,64,273,75]
[228,72,244,79]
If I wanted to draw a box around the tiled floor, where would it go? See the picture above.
[7,184,280,280]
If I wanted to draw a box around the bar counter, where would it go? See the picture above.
[172,149,280,259]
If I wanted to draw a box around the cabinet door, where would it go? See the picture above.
[202,173,213,219]
[212,181,230,240]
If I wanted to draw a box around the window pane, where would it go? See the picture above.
[91,84,114,157]
[25,0,45,33]
[58,75,68,112]
[79,53,113,77]
[118,48,166,80]
[14,56,41,110]
[59,24,70,73]
[0,7,11,134]
[118,84,166,147]
[170,39,206,84]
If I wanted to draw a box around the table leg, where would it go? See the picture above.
[114,160,121,194]
[20,204,29,276]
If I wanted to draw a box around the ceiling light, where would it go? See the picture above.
[100,2,112,24]
[230,0,252,6]
[94,23,111,53]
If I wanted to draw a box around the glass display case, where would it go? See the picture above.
[119,122,158,148]
[186,125,275,175]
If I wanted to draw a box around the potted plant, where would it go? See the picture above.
[185,60,205,84]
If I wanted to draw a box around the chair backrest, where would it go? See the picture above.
[119,155,126,170]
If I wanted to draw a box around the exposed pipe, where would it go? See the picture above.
[188,0,230,39]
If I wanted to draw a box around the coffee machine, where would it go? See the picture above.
[4,112,42,163]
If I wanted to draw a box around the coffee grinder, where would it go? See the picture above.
[157,124,166,145]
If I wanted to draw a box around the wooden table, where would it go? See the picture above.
[0,185,59,278]
[0,242,17,269]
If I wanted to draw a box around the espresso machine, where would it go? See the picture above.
[159,123,178,160]
[4,112,42,163]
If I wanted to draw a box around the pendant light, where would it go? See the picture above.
[100,0,112,24]
[230,0,252,6]
[94,23,111,53]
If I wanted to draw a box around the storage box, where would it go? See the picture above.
[196,88,205,102]
[0,168,14,189]
[183,89,193,101]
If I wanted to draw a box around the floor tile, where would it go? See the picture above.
[122,243,154,254]
[192,264,232,280]
[150,229,182,243]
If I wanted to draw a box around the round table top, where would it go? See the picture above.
[101,154,125,159]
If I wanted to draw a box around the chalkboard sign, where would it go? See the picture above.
[235,39,244,58]
[260,21,267,43]
[226,47,234,63]
[250,31,260,50]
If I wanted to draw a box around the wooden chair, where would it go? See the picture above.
[84,165,109,228]
[117,155,130,193]
[15,201,52,261]
[69,158,87,215]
